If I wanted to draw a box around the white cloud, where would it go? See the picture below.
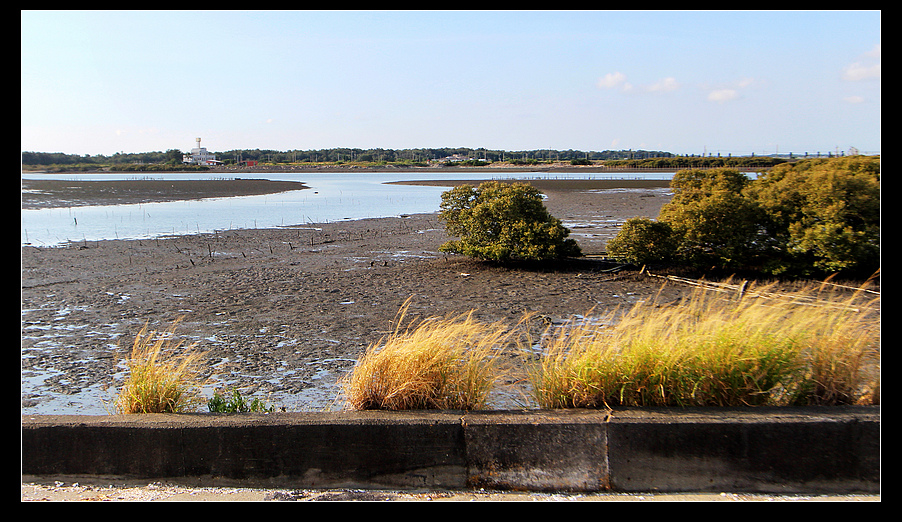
[645,77,679,93]
[701,77,760,103]
[601,73,758,102]
[843,62,880,81]
[597,72,627,89]
[598,72,678,94]
[844,95,865,104]
[843,44,881,81]
[708,89,739,103]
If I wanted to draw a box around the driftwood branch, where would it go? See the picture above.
[640,267,876,312]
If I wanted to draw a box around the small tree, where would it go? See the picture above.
[438,181,581,262]
[745,156,880,276]
[660,188,765,269]
[657,168,764,269]
[606,217,676,265]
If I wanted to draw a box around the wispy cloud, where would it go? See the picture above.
[702,78,759,104]
[597,72,678,93]
[840,44,880,104]
[842,44,880,81]
[645,77,679,93]
[597,71,630,90]
[707,89,739,103]
[598,72,761,102]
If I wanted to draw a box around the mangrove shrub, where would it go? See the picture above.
[606,217,676,266]
[606,156,880,277]
[438,181,581,262]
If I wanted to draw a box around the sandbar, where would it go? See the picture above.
[21,178,308,210]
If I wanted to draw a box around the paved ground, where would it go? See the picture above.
[21,479,880,502]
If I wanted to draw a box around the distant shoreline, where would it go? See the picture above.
[388,178,673,190]
[21,178,308,210]
[23,164,767,176]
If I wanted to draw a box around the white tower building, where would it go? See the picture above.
[182,137,221,165]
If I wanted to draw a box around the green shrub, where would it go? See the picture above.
[606,217,676,265]
[207,388,275,413]
[438,181,581,262]
[606,157,880,276]
[745,156,880,276]
[658,167,764,269]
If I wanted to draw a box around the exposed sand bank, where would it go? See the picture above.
[21,178,308,210]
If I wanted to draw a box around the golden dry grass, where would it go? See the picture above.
[114,319,207,414]
[342,300,516,410]
[528,280,880,409]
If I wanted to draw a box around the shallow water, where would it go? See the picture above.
[21,171,676,247]
[21,300,354,414]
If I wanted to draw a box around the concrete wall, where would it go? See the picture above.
[21,406,880,494]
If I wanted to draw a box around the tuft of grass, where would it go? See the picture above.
[114,319,207,414]
[528,280,880,409]
[342,300,514,410]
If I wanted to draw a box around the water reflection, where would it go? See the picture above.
[22,172,453,246]
[21,171,677,247]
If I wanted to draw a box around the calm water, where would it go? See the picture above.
[21,171,676,247]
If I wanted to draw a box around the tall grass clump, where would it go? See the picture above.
[114,320,207,414]
[529,280,879,408]
[342,301,514,410]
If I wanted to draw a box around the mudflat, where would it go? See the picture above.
[22,178,682,412]
[21,178,309,209]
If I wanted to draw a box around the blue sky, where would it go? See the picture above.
[21,10,881,157]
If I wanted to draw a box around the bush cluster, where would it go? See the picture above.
[606,156,880,277]
[438,181,581,262]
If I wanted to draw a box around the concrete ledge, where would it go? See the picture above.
[21,406,880,494]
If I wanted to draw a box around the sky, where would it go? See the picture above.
[21,10,881,157]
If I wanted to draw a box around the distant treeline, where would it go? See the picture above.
[604,156,791,169]
[21,149,196,171]
[216,147,679,164]
[21,148,678,167]
[22,147,811,171]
